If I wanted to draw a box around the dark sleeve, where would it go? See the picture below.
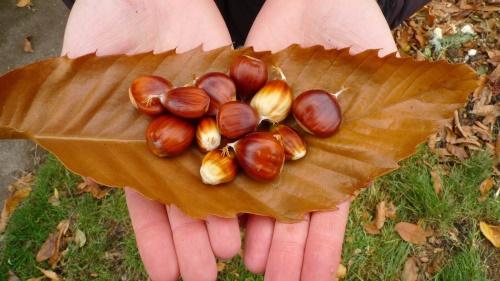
[377,0,430,29]
[215,0,265,47]
[62,0,74,9]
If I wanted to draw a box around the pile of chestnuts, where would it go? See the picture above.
[129,55,343,185]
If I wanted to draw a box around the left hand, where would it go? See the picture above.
[63,1,240,280]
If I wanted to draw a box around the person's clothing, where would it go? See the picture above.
[62,0,429,47]
[377,0,430,29]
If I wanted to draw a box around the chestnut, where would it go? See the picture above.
[195,72,236,116]
[200,149,238,185]
[250,79,293,123]
[196,117,221,153]
[217,101,259,139]
[231,132,285,181]
[146,115,195,157]
[230,55,268,100]
[292,89,342,138]
[161,86,210,119]
[129,76,172,116]
[272,125,307,160]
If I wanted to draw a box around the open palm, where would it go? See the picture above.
[62,1,397,281]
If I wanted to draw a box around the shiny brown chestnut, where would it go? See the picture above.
[292,89,342,138]
[195,72,236,116]
[230,132,285,181]
[161,86,210,119]
[217,101,259,139]
[129,76,172,116]
[230,55,268,100]
[272,125,307,160]
[146,115,195,157]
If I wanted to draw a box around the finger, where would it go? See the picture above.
[205,216,241,259]
[301,201,350,281]
[167,205,217,281]
[125,188,179,281]
[243,215,274,273]
[264,215,310,281]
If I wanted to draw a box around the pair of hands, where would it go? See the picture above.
[63,1,397,280]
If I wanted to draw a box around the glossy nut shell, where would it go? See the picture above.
[129,75,172,116]
[233,132,285,181]
[195,72,236,116]
[146,115,195,157]
[217,101,259,139]
[161,86,210,119]
[230,55,268,100]
[292,89,342,138]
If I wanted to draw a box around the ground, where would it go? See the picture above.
[0,1,499,281]
[0,0,68,203]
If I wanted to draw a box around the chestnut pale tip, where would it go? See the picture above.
[200,149,238,185]
[200,162,224,185]
[291,149,306,160]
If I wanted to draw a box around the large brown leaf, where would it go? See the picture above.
[0,45,477,221]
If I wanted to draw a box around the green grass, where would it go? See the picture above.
[341,147,498,281]
[0,156,147,280]
[0,147,498,280]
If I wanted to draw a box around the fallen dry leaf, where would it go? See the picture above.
[395,222,433,245]
[16,0,32,8]
[446,143,468,160]
[336,263,347,280]
[6,173,34,192]
[23,37,34,53]
[487,50,500,66]
[427,251,445,274]
[0,187,32,233]
[216,262,226,272]
[489,65,500,84]
[374,201,387,229]
[36,267,62,281]
[36,232,58,262]
[26,277,45,281]
[478,177,494,202]
[36,219,70,268]
[50,220,70,267]
[364,201,387,235]
[363,223,380,235]
[386,202,397,219]
[7,271,20,281]
[104,249,123,260]
[396,28,412,53]
[430,169,443,195]
[76,179,111,200]
[401,257,418,281]
[0,46,478,220]
[480,221,500,248]
[74,229,86,248]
